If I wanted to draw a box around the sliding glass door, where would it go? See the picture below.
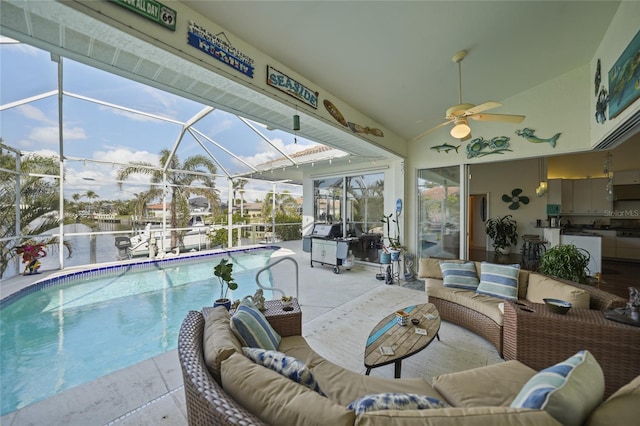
[417,166,461,259]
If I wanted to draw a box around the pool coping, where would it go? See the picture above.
[0,245,280,308]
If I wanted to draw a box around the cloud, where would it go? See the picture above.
[99,105,161,123]
[27,126,87,145]
[16,104,55,124]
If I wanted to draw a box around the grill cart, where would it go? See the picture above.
[304,223,354,274]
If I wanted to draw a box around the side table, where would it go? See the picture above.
[230,298,302,337]
[503,300,640,398]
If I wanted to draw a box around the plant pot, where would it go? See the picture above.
[495,246,511,255]
[390,249,401,261]
[214,298,231,311]
[379,251,391,264]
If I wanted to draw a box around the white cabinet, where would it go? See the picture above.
[561,179,574,213]
[614,170,640,184]
[546,179,574,213]
[572,179,590,213]
[561,178,612,214]
[590,230,616,258]
[311,239,337,264]
[559,234,602,275]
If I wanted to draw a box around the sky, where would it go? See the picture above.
[0,39,313,204]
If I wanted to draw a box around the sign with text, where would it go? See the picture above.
[187,21,254,78]
[111,0,176,31]
[267,65,318,109]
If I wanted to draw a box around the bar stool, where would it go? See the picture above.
[520,235,548,271]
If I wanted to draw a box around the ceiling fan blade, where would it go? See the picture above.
[466,101,501,115]
[469,113,525,123]
[411,119,454,142]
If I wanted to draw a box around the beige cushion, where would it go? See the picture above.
[586,375,640,426]
[221,352,355,426]
[278,335,327,367]
[426,278,505,325]
[418,258,446,279]
[511,350,604,426]
[310,358,441,406]
[355,406,561,425]
[202,306,242,381]
[526,274,590,309]
[433,360,537,407]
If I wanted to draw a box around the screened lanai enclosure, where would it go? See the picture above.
[0,39,352,279]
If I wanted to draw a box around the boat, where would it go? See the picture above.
[115,215,211,259]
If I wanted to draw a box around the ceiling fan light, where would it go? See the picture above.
[450,119,471,138]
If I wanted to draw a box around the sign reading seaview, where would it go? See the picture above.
[267,65,318,109]
[187,21,255,78]
[111,0,176,31]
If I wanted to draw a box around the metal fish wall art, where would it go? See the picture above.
[515,128,561,148]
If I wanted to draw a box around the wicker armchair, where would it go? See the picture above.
[178,310,265,426]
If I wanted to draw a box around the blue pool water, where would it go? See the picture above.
[0,247,277,415]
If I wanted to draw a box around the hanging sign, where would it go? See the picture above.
[266,65,318,109]
[110,0,176,31]
[187,21,255,78]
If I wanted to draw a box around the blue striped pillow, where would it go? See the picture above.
[230,299,281,350]
[511,350,604,426]
[440,262,479,290]
[347,393,448,415]
[243,347,325,396]
[476,262,520,300]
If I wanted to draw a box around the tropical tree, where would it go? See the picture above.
[84,190,99,216]
[117,149,219,249]
[262,190,298,218]
[0,141,72,277]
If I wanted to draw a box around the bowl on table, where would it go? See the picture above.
[543,298,572,315]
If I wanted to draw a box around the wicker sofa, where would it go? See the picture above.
[178,307,640,425]
[418,258,638,397]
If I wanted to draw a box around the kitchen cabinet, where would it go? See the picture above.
[547,179,574,213]
[614,170,640,185]
[616,237,640,260]
[552,178,611,215]
[590,230,616,258]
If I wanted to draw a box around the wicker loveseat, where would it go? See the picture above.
[178,307,640,425]
[418,258,639,397]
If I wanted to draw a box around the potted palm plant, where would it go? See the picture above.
[213,258,238,310]
[485,215,518,254]
[538,244,590,284]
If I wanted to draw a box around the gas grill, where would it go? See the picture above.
[303,223,355,274]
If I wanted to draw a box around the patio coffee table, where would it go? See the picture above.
[364,303,441,378]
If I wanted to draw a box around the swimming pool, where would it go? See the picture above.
[0,246,278,416]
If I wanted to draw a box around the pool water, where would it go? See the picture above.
[0,248,276,415]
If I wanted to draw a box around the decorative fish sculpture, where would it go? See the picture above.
[515,128,561,148]
[430,143,460,153]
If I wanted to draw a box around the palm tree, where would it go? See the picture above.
[262,190,298,218]
[232,178,248,216]
[84,190,99,216]
[0,142,72,276]
[117,149,219,249]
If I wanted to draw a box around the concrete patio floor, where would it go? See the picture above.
[1,240,390,425]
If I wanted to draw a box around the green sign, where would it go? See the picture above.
[111,0,176,31]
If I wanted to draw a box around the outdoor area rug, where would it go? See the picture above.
[302,285,503,382]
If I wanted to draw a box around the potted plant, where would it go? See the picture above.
[381,212,404,261]
[538,244,590,284]
[213,258,238,310]
[485,215,518,254]
[15,240,47,275]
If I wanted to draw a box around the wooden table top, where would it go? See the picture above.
[364,303,441,370]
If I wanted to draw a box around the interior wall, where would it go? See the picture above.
[469,158,545,253]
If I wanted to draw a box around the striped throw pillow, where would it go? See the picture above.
[242,347,325,396]
[230,299,281,350]
[347,393,448,415]
[440,262,479,290]
[511,350,604,426]
[476,262,520,300]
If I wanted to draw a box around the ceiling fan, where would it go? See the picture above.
[411,50,525,142]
